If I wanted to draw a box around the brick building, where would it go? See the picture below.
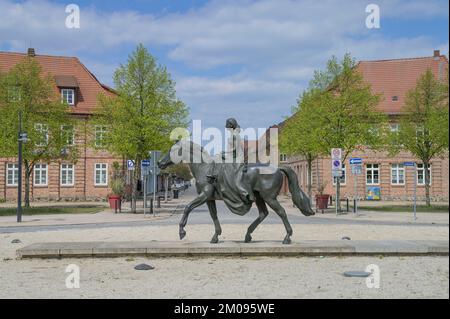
[0,49,123,201]
[279,50,449,201]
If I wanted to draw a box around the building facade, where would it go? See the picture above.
[0,49,123,201]
[280,50,449,201]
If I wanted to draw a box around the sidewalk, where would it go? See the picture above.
[278,195,449,225]
[277,194,449,207]
[0,188,196,228]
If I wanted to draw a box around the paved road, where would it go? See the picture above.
[0,189,447,233]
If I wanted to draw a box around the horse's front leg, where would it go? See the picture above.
[179,192,209,240]
[206,200,222,243]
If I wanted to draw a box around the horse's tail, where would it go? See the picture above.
[279,166,315,216]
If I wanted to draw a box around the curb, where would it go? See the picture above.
[16,240,449,259]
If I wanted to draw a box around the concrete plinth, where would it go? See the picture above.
[16,240,449,258]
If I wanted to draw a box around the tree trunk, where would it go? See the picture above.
[424,160,431,206]
[307,158,313,201]
[24,162,31,208]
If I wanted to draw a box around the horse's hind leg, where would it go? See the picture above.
[245,193,269,243]
[207,200,222,244]
[265,197,293,244]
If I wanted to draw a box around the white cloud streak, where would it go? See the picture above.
[0,0,448,129]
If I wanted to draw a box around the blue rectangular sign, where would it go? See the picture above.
[403,162,415,167]
[349,158,362,165]
[141,159,151,167]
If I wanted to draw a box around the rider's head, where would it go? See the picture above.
[225,118,239,130]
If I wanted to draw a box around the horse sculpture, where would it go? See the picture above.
[158,139,315,244]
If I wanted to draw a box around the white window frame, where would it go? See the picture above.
[61,88,75,106]
[61,125,75,146]
[94,163,108,186]
[6,163,19,186]
[366,163,380,185]
[34,123,49,147]
[8,86,21,102]
[33,163,48,186]
[333,164,346,185]
[60,164,75,186]
[390,163,405,185]
[417,163,432,186]
[389,123,399,133]
[94,125,108,148]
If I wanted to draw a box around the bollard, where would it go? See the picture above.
[150,198,154,214]
[157,196,161,208]
[346,198,349,212]
[114,198,121,214]
[353,199,356,213]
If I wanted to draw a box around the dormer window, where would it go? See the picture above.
[54,75,78,106]
[61,88,75,106]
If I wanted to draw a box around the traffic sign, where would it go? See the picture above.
[349,158,362,165]
[141,159,151,176]
[332,159,341,168]
[331,148,342,177]
[351,164,362,175]
[332,170,342,177]
[331,148,342,160]
[141,159,151,167]
[127,160,135,170]
[403,162,416,167]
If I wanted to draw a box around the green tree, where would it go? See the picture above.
[390,69,449,206]
[0,57,77,207]
[94,44,189,212]
[283,54,386,210]
[280,89,325,200]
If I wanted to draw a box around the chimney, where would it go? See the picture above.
[27,48,35,57]
[433,50,440,58]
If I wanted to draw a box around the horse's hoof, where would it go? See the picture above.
[244,234,252,243]
[210,237,219,244]
[282,237,291,245]
[179,230,186,240]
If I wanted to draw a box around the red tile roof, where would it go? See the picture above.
[357,52,448,114]
[0,50,115,114]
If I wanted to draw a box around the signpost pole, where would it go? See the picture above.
[350,158,362,214]
[164,174,168,203]
[335,182,338,216]
[404,162,418,221]
[413,164,417,221]
[354,173,358,214]
[17,111,23,223]
[153,158,157,216]
[331,148,342,217]
[143,174,147,215]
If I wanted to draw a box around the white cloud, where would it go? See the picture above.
[0,0,447,129]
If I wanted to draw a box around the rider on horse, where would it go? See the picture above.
[207,118,255,206]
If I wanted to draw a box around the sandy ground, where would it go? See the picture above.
[0,255,448,299]
[0,223,448,299]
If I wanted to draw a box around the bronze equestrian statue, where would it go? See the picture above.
[158,118,315,245]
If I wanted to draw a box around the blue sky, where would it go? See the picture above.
[0,0,448,131]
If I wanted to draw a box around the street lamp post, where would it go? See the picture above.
[17,111,26,223]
